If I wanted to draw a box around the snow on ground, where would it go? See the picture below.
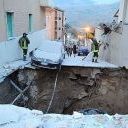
[62,52,118,68]
[0,105,128,128]
[0,60,30,83]
[32,41,118,69]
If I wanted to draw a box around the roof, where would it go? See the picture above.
[45,6,64,13]
[54,7,64,12]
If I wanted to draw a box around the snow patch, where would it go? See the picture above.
[0,105,31,125]
[62,55,118,68]
[0,60,30,83]
[0,105,128,128]
[33,40,64,62]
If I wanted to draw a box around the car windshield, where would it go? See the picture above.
[38,40,63,54]
[79,46,87,50]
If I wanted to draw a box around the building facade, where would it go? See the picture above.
[45,7,65,41]
[95,0,128,67]
[0,0,46,42]
[0,0,65,66]
[109,0,128,67]
[0,0,50,65]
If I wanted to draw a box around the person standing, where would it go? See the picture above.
[91,38,99,63]
[69,45,73,57]
[65,44,70,57]
[73,44,77,57]
[19,33,30,61]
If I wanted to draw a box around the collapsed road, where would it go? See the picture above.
[0,66,128,115]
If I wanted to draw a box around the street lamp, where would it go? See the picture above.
[84,26,91,33]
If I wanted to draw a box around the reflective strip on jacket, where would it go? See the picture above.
[22,39,27,49]
[92,43,99,53]
[19,37,29,49]
[93,50,99,52]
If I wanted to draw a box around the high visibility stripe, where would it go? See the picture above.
[21,39,27,49]
[92,43,99,52]
[93,50,99,52]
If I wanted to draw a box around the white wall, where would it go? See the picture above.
[95,27,103,42]
[124,0,128,23]
[94,0,128,66]
[118,0,125,22]
[28,29,48,52]
[118,0,128,23]
[109,25,128,67]
[0,29,48,66]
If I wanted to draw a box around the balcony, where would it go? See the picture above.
[40,0,53,8]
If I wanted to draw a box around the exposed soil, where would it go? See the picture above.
[0,67,128,115]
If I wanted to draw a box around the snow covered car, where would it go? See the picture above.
[78,46,89,56]
[79,108,106,115]
[31,41,64,69]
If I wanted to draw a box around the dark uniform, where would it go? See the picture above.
[69,47,72,57]
[92,39,99,63]
[73,45,77,57]
[19,33,30,61]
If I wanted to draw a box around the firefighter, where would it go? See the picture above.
[91,38,99,63]
[73,44,77,57]
[19,33,30,61]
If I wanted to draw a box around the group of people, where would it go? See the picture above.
[65,44,77,57]
[18,33,100,63]
[64,38,100,63]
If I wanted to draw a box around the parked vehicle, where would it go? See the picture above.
[79,108,106,115]
[78,46,89,56]
[31,41,64,69]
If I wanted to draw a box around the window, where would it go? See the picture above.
[55,21,57,26]
[55,11,57,16]
[29,14,33,32]
[6,12,14,38]
[59,17,61,20]
[55,31,57,39]
[55,17,57,20]
[59,27,61,30]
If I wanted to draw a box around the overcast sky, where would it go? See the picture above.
[54,0,119,6]
[92,0,119,5]
[53,0,120,28]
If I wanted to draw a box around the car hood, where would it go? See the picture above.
[33,49,62,62]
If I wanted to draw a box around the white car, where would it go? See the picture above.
[31,41,65,69]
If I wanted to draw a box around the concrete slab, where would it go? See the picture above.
[62,56,118,69]
[0,60,30,83]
